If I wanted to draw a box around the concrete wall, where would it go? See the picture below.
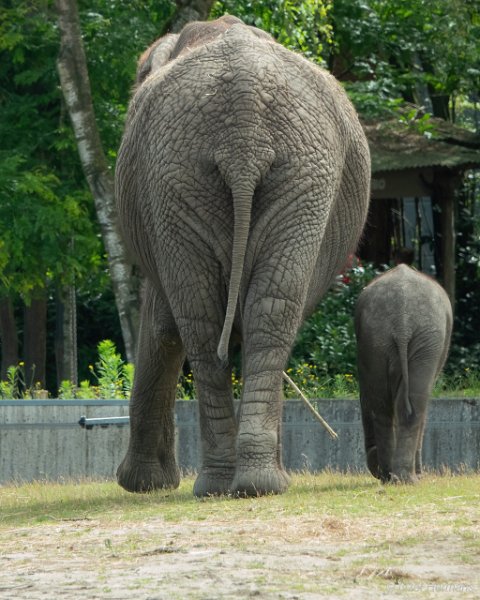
[1,398,479,484]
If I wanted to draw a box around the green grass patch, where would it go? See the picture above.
[1,471,479,530]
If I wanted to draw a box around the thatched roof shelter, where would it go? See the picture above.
[360,117,480,304]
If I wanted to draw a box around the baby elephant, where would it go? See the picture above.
[354,264,452,483]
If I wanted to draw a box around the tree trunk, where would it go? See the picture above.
[0,296,19,379]
[24,289,47,389]
[411,52,433,114]
[170,0,217,32]
[55,285,78,387]
[55,0,139,362]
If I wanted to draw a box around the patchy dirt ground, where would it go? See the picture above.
[1,511,478,599]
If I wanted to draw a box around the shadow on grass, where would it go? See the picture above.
[0,478,199,527]
[1,470,399,528]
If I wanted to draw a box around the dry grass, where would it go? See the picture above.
[1,471,479,598]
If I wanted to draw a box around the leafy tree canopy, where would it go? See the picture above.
[212,1,479,121]
[328,0,480,119]
[211,0,333,64]
[0,153,99,297]
[0,0,174,300]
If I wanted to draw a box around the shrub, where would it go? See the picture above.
[57,340,132,400]
[289,263,381,382]
[0,365,23,399]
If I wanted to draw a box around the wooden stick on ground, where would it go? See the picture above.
[282,371,338,440]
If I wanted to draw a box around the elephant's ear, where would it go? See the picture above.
[136,34,180,87]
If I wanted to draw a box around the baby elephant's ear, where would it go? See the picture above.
[136,34,180,86]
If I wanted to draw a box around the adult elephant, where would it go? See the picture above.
[354,265,453,483]
[115,15,371,497]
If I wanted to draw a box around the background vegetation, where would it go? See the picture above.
[0,0,479,396]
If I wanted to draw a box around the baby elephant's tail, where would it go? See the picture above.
[393,338,414,425]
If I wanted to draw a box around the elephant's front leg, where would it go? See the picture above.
[359,395,381,479]
[372,411,395,483]
[117,284,185,493]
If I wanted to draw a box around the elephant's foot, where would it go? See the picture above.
[193,467,235,497]
[117,453,180,493]
[388,471,419,485]
[231,466,291,497]
[366,446,381,480]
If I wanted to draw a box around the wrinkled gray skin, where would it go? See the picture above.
[115,15,371,497]
[354,264,453,484]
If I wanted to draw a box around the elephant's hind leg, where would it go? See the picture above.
[189,353,237,497]
[171,262,238,497]
[230,295,299,497]
[390,358,437,484]
[359,394,381,479]
[232,365,291,497]
[391,394,428,484]
[117,283,185,493]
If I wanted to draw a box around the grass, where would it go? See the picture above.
[1,471,479,528]
[1,472,479,598]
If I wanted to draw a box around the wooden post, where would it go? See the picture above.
[55,285,78,387]
[441,192,455,307]
[23,288,48,389]
[434,170,459,310]
[0,296,19,378]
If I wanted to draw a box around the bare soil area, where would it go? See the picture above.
[1,508,478,599]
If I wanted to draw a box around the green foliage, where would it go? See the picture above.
[58,340,133,399]
[0,1,174,389]
[0,365,23,399]
[0,1,60,158]
[211,0,333,64]
[434,367,480,399]
[0,2,103,300]
[176,371,196,400]
[328,0,480,119]
[290,264,381,382]
[88,340,132,399]
[283,365,358,399]
[176,369,243,400]
[0,362,48,399]
[57,379,76,400]
[0,153,100,297]
[79,0,175,156]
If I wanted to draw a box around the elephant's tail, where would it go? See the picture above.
[217,179,255,366]
[393,337,414,425]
